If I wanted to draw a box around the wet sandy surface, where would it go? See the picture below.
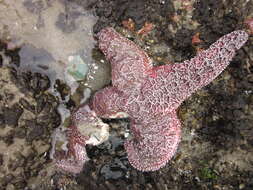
[0,0,253,189]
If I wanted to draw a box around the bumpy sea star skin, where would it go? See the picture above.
[55,141,89,174]
[54,105,109,174]
[53,28,248,173]
[91,28,248,171]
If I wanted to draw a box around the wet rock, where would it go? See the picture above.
[35,94,46,114]
[6,183,15,190]
[14,127,27,139]
[30,73,50,93]
[3,103,23,127]
[2,130,15,146]
[0,113,4,128]
[8,155,25,171]
[93,0,174,33]
[54,79,71,100]
[232,96,247,109]
[12,71,50,95]
[193,0,224,25]
[0,40,7,51]
[192,0,246,45]
[0,54,2,67]
[19,98,36,113]
[85,52,111,91]
[27,122,45,142]
[170,28,195,61]
[0,153,3,166]
[2,174,15,186]
[100,158,127,180]
[4,48,21,67]
[12,176,27,189]
[149,43,170,57]
[3,93,15,102]
[198,119,242,149]
[33,140,50,155]
[233,110,244,119]
[36,107,61,128]
[0,0,252,189]
[86,127,126,159]
[118,1,146,27]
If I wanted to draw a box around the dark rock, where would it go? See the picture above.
[19,98,36,113]
[12,177,27,189]
[27,122,45,142]
[8,155,25,171]
[93,0,174,33]
[14,127,27,139]
[0,113,4,128]
[11,71,50,95]
[0,54,2,67]
[36,94,46,114]
[198,119,242,149]
[0,40,7,51]
[232,96,247,109]
[30,73,50,93]
[100,158,127,180]
[4,48,21,66]
[54,79,70,100]
[171,28,195,61]
[2,174,15,186]
[2,130,15,146]
[0,154,3,165]
[3,103,23,127]
[4,93,15,102]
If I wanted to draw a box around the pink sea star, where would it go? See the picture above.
[54,28,248,173]
[54,105,108,174]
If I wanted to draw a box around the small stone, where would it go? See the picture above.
[66,55,89,81]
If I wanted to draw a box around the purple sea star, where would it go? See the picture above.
[54,105,109,174]
[54,28,248,173]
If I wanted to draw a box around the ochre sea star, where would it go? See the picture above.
[54,28,248,173]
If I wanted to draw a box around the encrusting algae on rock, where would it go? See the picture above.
[52,27,248,173]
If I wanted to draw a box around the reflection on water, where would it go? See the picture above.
[0,0,111,122]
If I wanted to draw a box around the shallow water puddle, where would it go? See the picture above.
[0,0,111,92]
[0,0,111,121]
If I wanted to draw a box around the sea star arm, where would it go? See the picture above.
[98,27,153,91]
[174,30,249,93]
[143,30,248,112]
[91,86,127,118]
[55,143,89,174]
[124,111,181,171]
